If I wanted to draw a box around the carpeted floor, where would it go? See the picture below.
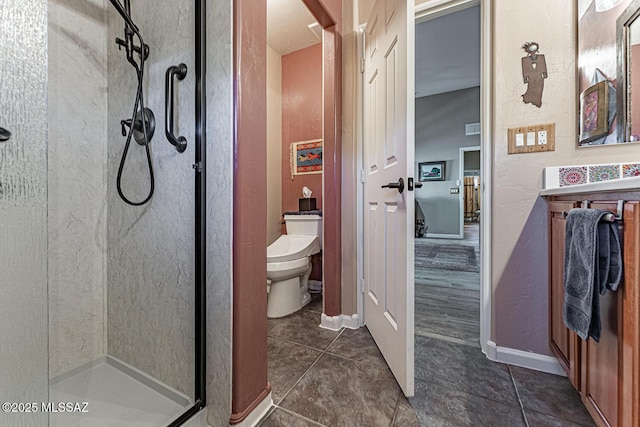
[415,241,479,273]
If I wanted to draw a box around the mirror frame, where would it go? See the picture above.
[617,0,640,142]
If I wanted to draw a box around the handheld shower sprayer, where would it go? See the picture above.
[109,0,156,206]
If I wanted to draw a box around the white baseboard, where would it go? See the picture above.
[320,313,360,331]
[230,392,273,427]
[484,340,566,377]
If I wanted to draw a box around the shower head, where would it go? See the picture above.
[109,0,139,33]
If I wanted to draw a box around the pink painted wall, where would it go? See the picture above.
[231,0,269,423]
[578,0,630,91]
[281,43,324,213]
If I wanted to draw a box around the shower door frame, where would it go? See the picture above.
[167,0,207,425]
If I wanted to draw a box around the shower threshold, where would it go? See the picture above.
[49,356,194,427]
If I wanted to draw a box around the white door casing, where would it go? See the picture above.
[363,0,415,397]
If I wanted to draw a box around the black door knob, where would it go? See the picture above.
[381,177,404,194]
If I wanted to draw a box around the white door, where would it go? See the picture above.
[363,0,415,396]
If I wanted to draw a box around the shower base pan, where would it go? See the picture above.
[49,356,193,427]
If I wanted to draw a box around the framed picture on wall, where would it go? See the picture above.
[419,161,446,182]
[291,139,323,176]
[579,80,610,144]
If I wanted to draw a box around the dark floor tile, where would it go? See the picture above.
[268,310,340,351]
[280,353,401,427]
[526,410,595,427]
[304,294,323,314]
[409,378,526,427]
[415,336,519,405]
[325,327,387,369]
[268,338,322,404]
[510,366,595,426]
[258,407,324,427]
[392,395,420,427]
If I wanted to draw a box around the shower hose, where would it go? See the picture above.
[116,28,154,206]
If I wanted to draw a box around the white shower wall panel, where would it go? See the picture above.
[106,0,196,398]
[47,0,109,378]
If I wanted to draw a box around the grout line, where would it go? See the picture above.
[507,365,530,427]
[273,405,328,427]
[388,390,403,427]
[275,346,326,406]
[267,335,328,354]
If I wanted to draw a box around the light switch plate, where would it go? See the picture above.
[450,187,460,194]
[508,123,555,154]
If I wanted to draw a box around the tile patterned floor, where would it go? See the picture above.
[260,224,594,426]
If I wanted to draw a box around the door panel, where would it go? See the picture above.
[363,0,415,396]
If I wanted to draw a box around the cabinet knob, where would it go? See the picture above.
[562,211,568,219]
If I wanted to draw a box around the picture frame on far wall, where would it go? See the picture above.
[579,80,610,144]
[419,161,446,182]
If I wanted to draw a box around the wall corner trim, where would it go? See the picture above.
[320,313,360,331]
[229,391,272,427]
[484,341,566,377]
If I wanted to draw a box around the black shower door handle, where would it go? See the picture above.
[165,63,187,153]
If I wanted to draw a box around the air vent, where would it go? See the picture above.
[465,122,480,136]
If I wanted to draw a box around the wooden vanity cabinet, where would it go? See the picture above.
[548,201,581,388]
[546,193,640,427]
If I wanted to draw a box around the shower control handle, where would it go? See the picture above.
[0,126,11,142]
[165,63,187,153]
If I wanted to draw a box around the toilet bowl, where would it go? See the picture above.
[267,215,322,318]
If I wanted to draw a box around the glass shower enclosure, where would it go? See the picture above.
[0,1,206,426]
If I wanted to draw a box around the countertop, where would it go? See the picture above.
[541,176,640,196]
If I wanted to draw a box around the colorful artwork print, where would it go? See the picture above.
[293,140,323,175]
[579,80,609,144]
[582,91,599,133]
[623,163,640,177]
[418,161,446,182]
[588,165,620,182]
[559,167,588,187]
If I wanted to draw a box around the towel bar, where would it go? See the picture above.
[580,200,624,222]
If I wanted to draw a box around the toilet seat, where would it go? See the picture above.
[267,257,309,281]
[267,235,320,263]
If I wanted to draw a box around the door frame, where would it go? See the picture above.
[459,146,481,237]
[356,0,493,358]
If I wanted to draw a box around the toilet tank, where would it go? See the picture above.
[284,214,322,248]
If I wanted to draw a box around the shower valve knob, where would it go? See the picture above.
[120,119,130,136]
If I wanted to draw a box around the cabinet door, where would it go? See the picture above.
[548,201,580,388]
[580,201,640,427]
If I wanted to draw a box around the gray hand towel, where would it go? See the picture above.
[563,209,623,342]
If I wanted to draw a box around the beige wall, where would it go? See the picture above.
[492,0,640,354]
[267,45,283,245]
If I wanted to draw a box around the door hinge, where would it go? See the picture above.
[192,161,202,173]
[360,58,365,73]
[360,277,365,294]
[360,169,366,183]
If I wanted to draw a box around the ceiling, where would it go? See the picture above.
[267,0,321,56]
[415,5,480,98]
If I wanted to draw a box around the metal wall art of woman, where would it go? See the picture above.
[521,42,548,108]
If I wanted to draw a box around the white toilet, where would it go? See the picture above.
[267,214,322,318]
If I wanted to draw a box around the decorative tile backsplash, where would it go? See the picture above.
[559,167,587,187]
[588,164,621,183]
[623,163,640,178]
[545,162,640,189]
